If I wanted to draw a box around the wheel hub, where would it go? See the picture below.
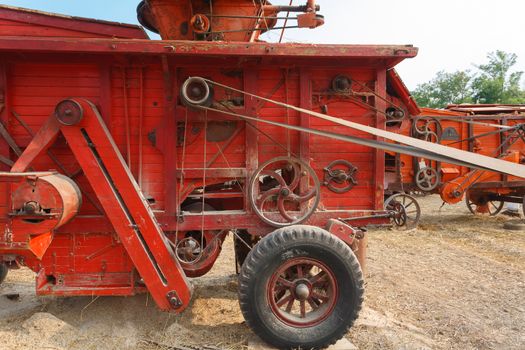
[294,283,310,301]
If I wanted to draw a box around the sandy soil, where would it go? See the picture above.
[0,195,523,350]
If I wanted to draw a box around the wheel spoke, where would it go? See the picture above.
[277,277,294,288]
[311,291,330,303]
[257,188,280,206]
[296,264,304,279]
[292,188,317,203]
[278,196,295,222]
[310,270,327,286]
[307,297,320,310]
[276,294,294,307]
[285,296,295,313]
[300,300,306,318]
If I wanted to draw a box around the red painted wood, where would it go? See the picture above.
[0,10,425,308]
[0,5,148,39]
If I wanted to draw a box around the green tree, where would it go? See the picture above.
[471,51,525,104]
[412,50,525,108]
[412,70,473,108]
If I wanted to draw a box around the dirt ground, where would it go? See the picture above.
[0,195,524,350]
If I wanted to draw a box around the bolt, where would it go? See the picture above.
[280,188,291,196]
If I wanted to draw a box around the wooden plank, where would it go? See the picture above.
[374,68,387,210]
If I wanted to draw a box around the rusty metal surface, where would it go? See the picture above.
[139,0,323,42]
[0,36,418,64]
[0,173,81,259]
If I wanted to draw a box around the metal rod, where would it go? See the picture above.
[206,15,295,20]
[211,26,299,35]
[279,0,294,43]
[122,67,131,168]
[263,4,320,12]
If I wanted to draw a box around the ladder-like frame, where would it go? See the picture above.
[11,98,191,312]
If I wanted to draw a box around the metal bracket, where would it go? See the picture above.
[323,160,358,194]
[167,290,183,309]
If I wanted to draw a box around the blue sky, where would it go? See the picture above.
[1,0,524,90]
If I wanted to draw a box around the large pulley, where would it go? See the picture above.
[248,157,321,227]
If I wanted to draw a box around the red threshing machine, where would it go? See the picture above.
[385,99,525,218]
[0,2,524,348]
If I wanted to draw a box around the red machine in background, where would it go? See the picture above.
[0,2,524,349]
[385,100,525,217]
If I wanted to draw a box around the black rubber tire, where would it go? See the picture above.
[238,225,364,350]
[0,263,7,285]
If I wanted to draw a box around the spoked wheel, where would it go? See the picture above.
[0,263,7,285]
[412,117,442,143]
[239,226,363,349]
[466,194,504,216]
[248,157,321,227]
[415,166,440,192]
[385,193,421,230]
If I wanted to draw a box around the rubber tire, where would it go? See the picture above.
[238,225,364,350]
[0,263,7,285]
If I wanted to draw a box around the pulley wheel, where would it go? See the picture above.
[415,167,440,192]
[248,157,321,227]
[181,77,213,107]
[55,99,84,126]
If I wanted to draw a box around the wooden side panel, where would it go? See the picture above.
[110,65,166,209]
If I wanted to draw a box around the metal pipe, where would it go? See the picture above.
[279,0,294,43]
[263,4,320,13]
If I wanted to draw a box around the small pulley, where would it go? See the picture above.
[181,77,214,107]
[386,107,406,123]
[331,75,352,93]
[323,160,358,194]
[415,166,440,192]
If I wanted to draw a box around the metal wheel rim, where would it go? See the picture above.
[385,194,421,229]
[267,257,338,328]
[466,196,504,216]
[415,167,439,192]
